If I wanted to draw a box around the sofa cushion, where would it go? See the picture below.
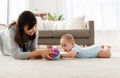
[38,30,53,37]
[53,30,89,38]
[37,17,55,30]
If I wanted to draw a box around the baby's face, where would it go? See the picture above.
[60,38,73,52]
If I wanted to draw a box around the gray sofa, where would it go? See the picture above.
[38,21,94,47]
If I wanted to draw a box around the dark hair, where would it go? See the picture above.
[14,10,37,48]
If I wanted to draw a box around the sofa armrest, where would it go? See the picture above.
[0,24,6,26]
[87,21,94,45]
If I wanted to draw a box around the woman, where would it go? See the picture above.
[0,10,55,60]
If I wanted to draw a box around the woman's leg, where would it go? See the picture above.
[97,46,111,58]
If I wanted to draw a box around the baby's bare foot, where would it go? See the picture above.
[106,46,111,49]
[101,45,104,48]
[101,45,111,49]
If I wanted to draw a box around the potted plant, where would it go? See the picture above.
[48,13,64,21]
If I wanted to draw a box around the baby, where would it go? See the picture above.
[60,34,111,58]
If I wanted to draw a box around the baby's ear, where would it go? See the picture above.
[72,41,75,45]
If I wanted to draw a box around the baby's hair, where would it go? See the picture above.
[61,34,75,42]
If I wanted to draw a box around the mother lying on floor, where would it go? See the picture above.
[0,10,55,60]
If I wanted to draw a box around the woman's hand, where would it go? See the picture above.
[37,49,56,60]
[28,49,56,60]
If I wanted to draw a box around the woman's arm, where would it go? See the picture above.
[28,49,56,60]
[61,51,77,58]
[8,26,30,59]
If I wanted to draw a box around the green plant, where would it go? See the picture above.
[48,13,63,21]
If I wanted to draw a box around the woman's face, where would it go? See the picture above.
[24,24,37,36]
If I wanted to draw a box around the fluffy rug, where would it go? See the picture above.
[0,25,120,78]
[0,52,120,78]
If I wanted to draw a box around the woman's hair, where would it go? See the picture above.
[11,11,37,48]
[61,34,75,42]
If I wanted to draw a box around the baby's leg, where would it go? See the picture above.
[97,46,111,58]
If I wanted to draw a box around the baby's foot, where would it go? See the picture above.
[106,45,111,49]
[101,45,111,49]
[101,45,104,48]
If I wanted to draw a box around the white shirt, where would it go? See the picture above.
[0,24,37,59]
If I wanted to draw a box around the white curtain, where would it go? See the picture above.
[0,0,8,24]
[8,0,29,23]
[61,0,120,51]
[95,30,120,52]
[0,0,29,24]
[61,0,120,31]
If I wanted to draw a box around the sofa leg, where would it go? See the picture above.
[83,45,86,47]
[47,45,52,49]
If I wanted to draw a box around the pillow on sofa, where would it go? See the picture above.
[36,17,44,30]
[53,21,66,30]
[37,16,86,30]
[65,16,86,30]
[36,17,55,30]
[37,16,66,30]
[43,20,55,30]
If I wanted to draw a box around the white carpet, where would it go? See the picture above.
[1,25,120,78]
[0,52,120,78]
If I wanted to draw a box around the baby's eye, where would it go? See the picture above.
[63,45,66,47]
[61,45,65,48]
